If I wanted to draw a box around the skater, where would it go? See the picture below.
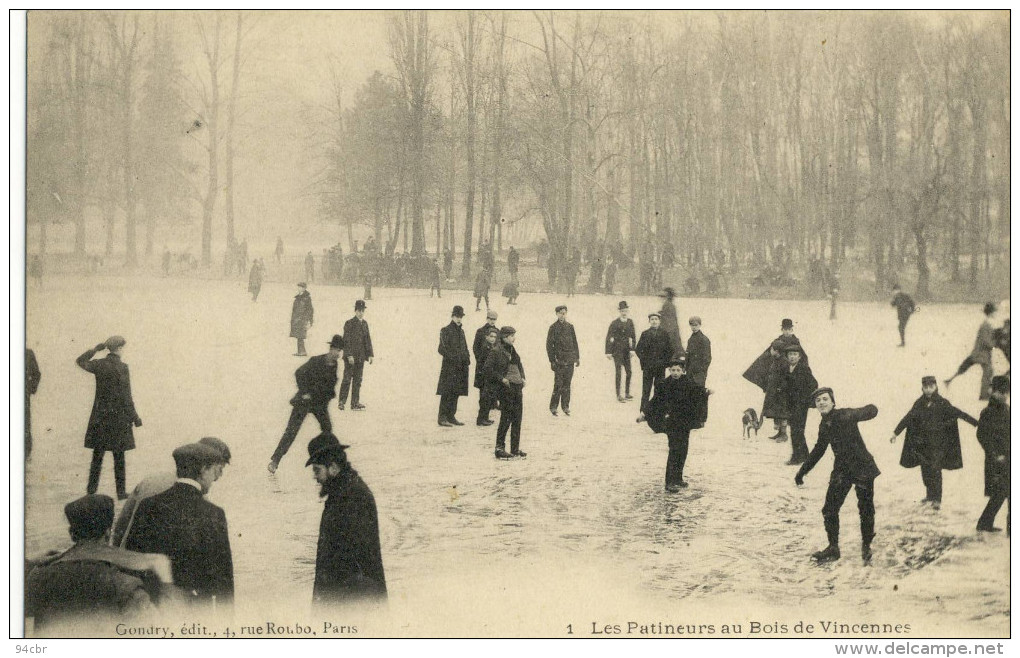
[267,334,344,473]
[474,267,491,312]
[26,348,40,459]
[429,258,442,298]
[891,285,918,347]
[685,316,712,427]
[484,325,526,459]
[474,326,500,426]
[783,345,818,465]
[502,274,520,305]
[761,340,791,443]
[890,376,977,509]
[248,258,265,302]
[437,305,471,427]
[794,387,880,564]
[338,300,373,411]
[275,236,285,264]
[604,259,617,295]
[443,248,454,280]
[113,437,231,548]
[743,318,808,438]
[305,251,316,283]
[76,337,142,500]
[975,375,1010,534]
[507,246,520,277]
[26,494,171,631]
[126,442,234,606]
[306,433,387,605]
[658,287,685,359]
[290,282,314,356]
[945,302,997,400]
[635,312,673,413]
[605,301,636,402]
[547,305,580,416]
[638,357,711,491]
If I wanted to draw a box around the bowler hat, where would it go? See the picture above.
[198,437,231,464]
[105,335,126,350]
[991,375,1010,394]
[921,376,938,387]
[328,334,345,350]
[305,432,350,467]
[452,305,465,317]
[781,319,794,330]
[355,300,367,311]
[618,301,629,310]
[65,494,115,539]
[172,442,223,470]
[660,287,676,299]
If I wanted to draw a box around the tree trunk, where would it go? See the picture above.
[200,15,221,267]
[224,11,243,248]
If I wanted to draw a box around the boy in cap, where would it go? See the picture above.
[26,494,172,632]
[437,305,471,426]
[890,377,977,509]
[638,357,711,491]
[891,284,918,347]
[605,301,637,402]
[685,316,712,426]
[547,305,580,416]
[794,388,879,564]
[474,326,501,426]
[783,344,817,465]
[268,334,344,473]
[306,434,387,604]
[125,443,234,605]
[484,326,527,459]
[635,312,672,413]
[339,300,374,411]
[290,282,314,356]
[76,336,142,500]
[975,375,1010,534]
[945,302,998,400]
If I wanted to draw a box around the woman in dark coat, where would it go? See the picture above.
[437,306,471,426]
[76,337,142,499]
[290,283,314,356]
[890,377,977,508]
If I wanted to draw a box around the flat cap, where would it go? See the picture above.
[555,305,568,313]
[172,442,223,469]
[105,335,126,350]
[198,437,231,464]
[65,494,115,538]
[500,325,516,336]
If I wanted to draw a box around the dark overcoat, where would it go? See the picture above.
[248,263,263,294]
[743,334,808,391]
[784,361,818,415]
[314,469,387,604]
[472,323,499,364]
[76,348,140,452]
[797,406,880,482]
[658,299,685,358]
[976,398,1010,496]
[342,316,374,362]
[605,317,636,357]
[893,393,977,470]
[290,290,314,339]
[762,358,791,420]
[546,320,580,364]
[290,354,339,406]
[483,342,525,392]
[644,374,707,435]
[437,321,470,396]
[125,482,234,605]
[635,327,672,374]
[685,331,712,386]
[474,339,496,390]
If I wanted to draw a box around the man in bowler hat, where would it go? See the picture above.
[605,301,636,402]
[437,305,471,426]
[339,300,374,411]
[795,388,880,564]
[290,282,314,356]
[306,433,387,605]
[269,334,344,473]
[76,336,142,499]
[547,305,580,416]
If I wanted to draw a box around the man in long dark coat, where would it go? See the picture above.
[658,287,685,359]
[795,388,880,564]
[306,433,386,606]
[635,312,672,413]
[437,305,471,426]
[338,300,373,411]
[783,345,818,465]
[76,336,142,499]
[268,335,344,473]
[484,326,526,459]
[605,301,636,402]
[290,282,314,356]
[685,316,712,427]
[891,285,918,347]
[547,305,580,416]
[890,376,977,509]
[26,348,40,459]
[473,318,500,426]
[975,375,1010,534]
[248,258,264,302]
[126,443,234,606]
[640,358,710,491]
[507,246,520,276]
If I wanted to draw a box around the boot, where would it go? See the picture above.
[494,448,513,459]
[861,543,873,564]
[811,545,841,563]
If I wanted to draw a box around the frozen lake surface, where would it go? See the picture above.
[23,273,1010,637]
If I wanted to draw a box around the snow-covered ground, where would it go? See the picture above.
[22,273,1009,638]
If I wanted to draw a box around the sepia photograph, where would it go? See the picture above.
[12,8,1011,647]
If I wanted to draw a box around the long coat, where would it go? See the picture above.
[290,354,339,406]
[125,482,234,605]
[248,262,263,294]
[658,299,685,358]
[605,317,636,357]
[76,348,140,452]
[893,393,977,470]
[783,361,818,417]
[342,316,374,362]
[685,331,712,386]
[797,405,880,482]
[314,468,387,604]
[472,322,499,364]
[761,358,791,420]
[474,339,496,390]
[977,398,1010,496]
[483,342,525,392]
[743,334,808,391]
[437,321,470,396]
[644,374,708,435]
[546,319,580,365]
[290,290,314,339]
[635,327,672,374]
